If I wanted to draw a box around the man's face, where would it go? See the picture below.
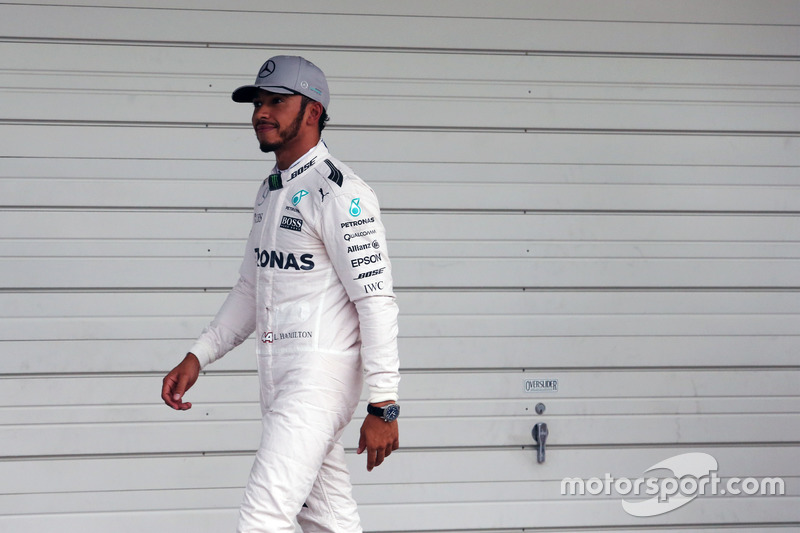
[251,91,308,154]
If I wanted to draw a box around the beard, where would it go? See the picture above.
[258,100,308,154]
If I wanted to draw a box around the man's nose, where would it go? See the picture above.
[254,105,269,120]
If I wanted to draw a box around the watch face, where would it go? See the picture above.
[384,403,400,422]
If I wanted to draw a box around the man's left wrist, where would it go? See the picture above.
[367,402,399,422]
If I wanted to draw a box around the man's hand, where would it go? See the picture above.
[357,402,399,471]
[161,353,201,410]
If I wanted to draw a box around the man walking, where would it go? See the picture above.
[161,55,400,533]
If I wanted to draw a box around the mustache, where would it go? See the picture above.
[255,119,278,128]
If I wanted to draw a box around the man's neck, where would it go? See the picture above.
[275,134,321,170]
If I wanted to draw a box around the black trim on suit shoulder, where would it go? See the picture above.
[324,159,343,187]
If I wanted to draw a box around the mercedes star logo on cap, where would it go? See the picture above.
[258,60,276,78]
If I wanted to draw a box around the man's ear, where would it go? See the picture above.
[305,101,323,125]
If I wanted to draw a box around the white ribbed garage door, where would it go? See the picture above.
[1,1,799,532]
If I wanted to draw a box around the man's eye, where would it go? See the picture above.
[253,101,262,109]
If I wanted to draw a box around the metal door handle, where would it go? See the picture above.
[532,422,548,464]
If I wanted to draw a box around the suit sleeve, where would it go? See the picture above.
[188,205,261,369]
[319,184,400,404]
[188,274,257,369]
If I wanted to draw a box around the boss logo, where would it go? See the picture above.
[280,216,303,232]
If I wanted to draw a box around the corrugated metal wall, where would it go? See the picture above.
[1,1,799,531]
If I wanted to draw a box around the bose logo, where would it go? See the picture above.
[289,157,317,181]
[354,267,385,280]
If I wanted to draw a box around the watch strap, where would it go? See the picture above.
[367,403,399,421]
[367,403,386,418]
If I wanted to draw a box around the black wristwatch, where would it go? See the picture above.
[367,402,400,422]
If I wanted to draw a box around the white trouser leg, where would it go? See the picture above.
[237,351,363,533]
[297,440,362,533]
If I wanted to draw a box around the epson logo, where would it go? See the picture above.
[350,253,382,268]
[354,267,385,280]
[280,216,303,232]
[347,243,371,253]
[341,217,375,229]
[254,248,314,270]
[289,157,316,180]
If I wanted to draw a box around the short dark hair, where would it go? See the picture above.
[301,95,330,133]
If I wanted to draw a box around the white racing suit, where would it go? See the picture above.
[188,140,400,532]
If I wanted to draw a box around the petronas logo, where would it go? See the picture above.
[292,189,309,206]
[349,198,361,217]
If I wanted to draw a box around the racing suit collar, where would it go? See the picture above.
[267,139,330,191]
